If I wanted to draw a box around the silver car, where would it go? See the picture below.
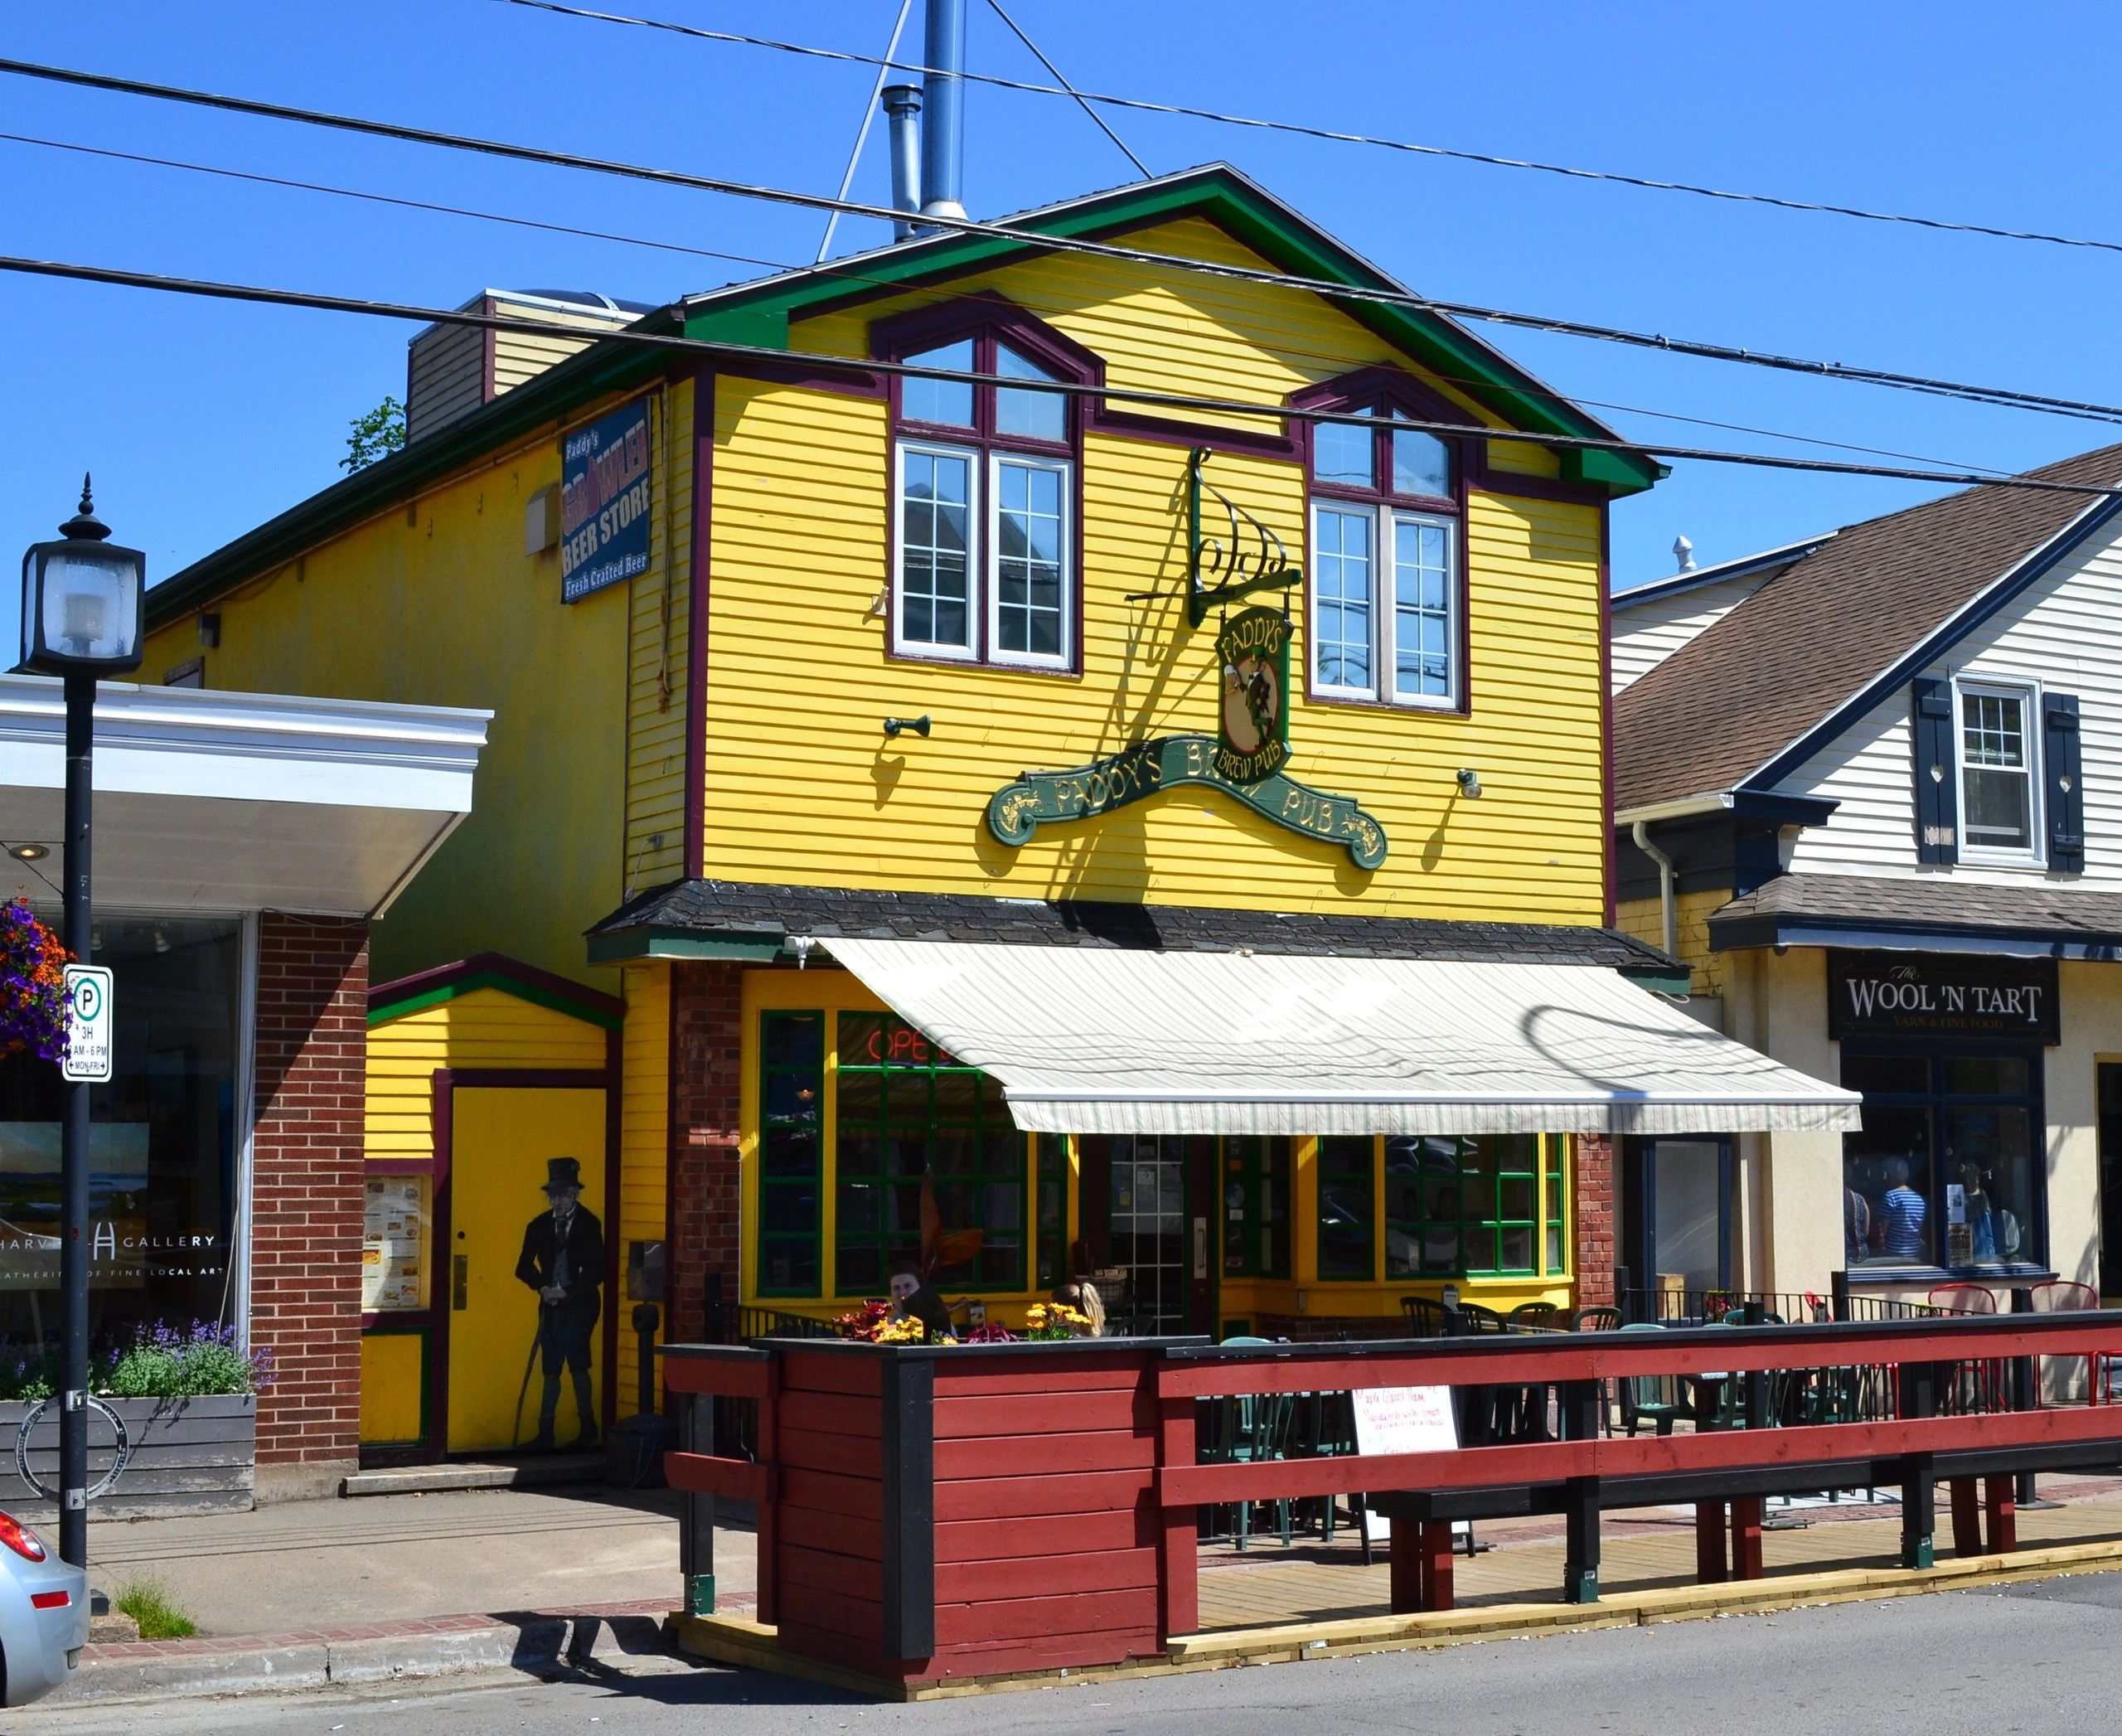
[0,1511,88,1705]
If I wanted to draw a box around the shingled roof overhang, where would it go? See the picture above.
[586,878,1686,990]
[1708,874,2122,961]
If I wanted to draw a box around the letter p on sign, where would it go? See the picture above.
[63,965,113,1083]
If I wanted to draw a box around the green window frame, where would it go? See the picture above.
[833,1011,1027,1297]
[757,1010,825,1297]
[1220,1137,1292,1279]
[1378,1134,1566,1279]
[1315,1135,1376,1280]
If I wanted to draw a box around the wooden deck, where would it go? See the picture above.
[1195,1473,2122,1632]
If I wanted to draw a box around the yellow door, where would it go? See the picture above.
[447,1087,607,1454]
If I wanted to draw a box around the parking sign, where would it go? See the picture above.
[63,966,113,1083]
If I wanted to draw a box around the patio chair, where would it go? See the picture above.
[1509,1302,1564,1332]
[1572,1306,1624,1333]
[1201,1339,1294,1549]
[1929,1283,1997,1314]
[1616,1321,1693,1436]
[1399,1296,1451,1338]
[2028,1280,2120,1404]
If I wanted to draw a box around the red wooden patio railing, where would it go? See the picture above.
[664,1312,2122,1689]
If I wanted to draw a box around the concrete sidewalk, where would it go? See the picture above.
[48,1482,760,1705]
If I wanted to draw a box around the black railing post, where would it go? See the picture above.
[2009,1284,2039,1506]
[678,1389,716,1616]
[1830,1269,1851,1323]
[1615,1267,1634,1325]
[1560,1377,1601,1603]
[1898,1359,1936,1569]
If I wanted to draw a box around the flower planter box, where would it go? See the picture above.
[0,1394,256,1521]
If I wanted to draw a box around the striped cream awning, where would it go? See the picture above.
[812,937,1861,1137]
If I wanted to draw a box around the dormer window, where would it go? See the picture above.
[1296,373,1468,711]
[879,303,1093,672]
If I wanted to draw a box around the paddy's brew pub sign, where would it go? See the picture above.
[1828,950,2061,1045]
[986,607,1388,868]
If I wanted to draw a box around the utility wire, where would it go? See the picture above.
[816,0,914,264]
[983,0,1151,179]
[7,55,2122,432]
[491,0,2122,261]
[1,248,2113,498]
[0,130,2013,478]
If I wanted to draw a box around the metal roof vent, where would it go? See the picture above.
[1673,535,1697,575]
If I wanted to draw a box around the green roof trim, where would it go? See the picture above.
[368,969,623,1032]
[584,929,785,967]
[1618,966,1694,998]
[681,167,1659,497]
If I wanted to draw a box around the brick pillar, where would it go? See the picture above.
[249,914,368,1491]
[1573,1133,1616,1309]
[668,961,744,1344]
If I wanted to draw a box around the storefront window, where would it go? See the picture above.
[1034,1133,1068,1290]
[1384,1135,1549,1277]
[757,1011,824,1296]
[1842,1047,2042,1272]
[1221,1136,1291,1279]
[1315,1136,1374,1278]
[834,1013,1025,1295]
[0,915,242,1342]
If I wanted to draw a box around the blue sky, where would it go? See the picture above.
[4,1,2122,601]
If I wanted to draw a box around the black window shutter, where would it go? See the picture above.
[1911,677,1958,865]
[2044,691,2085,872]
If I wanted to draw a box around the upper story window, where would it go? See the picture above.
[1956,679,2042,861]
[881,303,1095,672]
[1299,376,1466,710]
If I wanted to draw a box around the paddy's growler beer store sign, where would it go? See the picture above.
[1828,951,2061,1045]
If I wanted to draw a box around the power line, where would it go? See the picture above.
[0,130,2011,478]
[6,54,2122,433]
[491,0,2122,262]
[0,247,2112,498]
[982,0,1150,180]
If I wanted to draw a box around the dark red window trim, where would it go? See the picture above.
[872,293,1092,676]
[1293,367,1476,718]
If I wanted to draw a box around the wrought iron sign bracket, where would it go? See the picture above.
[1186,447,1301,628]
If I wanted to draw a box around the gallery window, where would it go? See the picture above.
[880,303,1098,672]
[1302,383,1466,709]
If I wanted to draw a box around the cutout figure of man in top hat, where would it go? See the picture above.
[515,1156,603,1452]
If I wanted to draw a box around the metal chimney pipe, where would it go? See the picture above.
[882,84,924,240]
[918,0,967,224]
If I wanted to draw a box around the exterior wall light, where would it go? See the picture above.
[884,715,933,738]
[7,844,49,862]
[1456,768,1482,798]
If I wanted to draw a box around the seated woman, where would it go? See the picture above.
[887,1263,953,1341]
[1049,1279,1106,1337]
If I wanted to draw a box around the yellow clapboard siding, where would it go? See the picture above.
[365,991,609,1153]
[625,376,695,895]
[616,964,670,1417]
[700,368,1604,919]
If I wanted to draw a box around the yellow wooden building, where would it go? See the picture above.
[143,166,1851,1458]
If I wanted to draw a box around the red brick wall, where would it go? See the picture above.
[1573,1133,1616,1309]
[668,961,744,1344]
[250,914,368,1465]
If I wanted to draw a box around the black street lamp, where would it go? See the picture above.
[18,478,143,1569]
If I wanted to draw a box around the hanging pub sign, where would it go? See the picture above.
[986,605,1388,868]
[1827,950,2060,1045]
[560,396,652,603]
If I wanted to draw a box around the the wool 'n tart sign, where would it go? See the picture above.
[985,606,1388,869]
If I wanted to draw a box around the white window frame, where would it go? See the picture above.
[1952,675,2045,866]
[985,450,1073,671]
[893,439,981,662]
[1307,501,1460,710]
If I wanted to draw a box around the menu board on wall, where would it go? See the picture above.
[362,1176,429,1312]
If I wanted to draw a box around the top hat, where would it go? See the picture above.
[542,1156,584,1195]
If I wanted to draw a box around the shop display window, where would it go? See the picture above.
[1034,1132,1068,1290]
[832,1012,1025,1296]
[1220,1136,1291,1279]
[0,914,243,1341]
[1315,1135,1375,1279]
[1841,1046,2042,1273]
[1317,1134,1568,1282]
[756,1011,824,1296]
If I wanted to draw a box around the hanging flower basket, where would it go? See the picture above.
[0,901,69,1064]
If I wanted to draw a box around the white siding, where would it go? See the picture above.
[1776,526,2122,888]
[1611,573,1771,693]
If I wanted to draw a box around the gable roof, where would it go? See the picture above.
[147,165,1655,633]
[1611,532,1837,613]
[1613,442,2122,814]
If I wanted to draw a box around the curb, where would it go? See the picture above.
[52,1608,675,1705]
[672,1537,2122,1700]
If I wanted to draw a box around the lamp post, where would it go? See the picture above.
[18,478,143,1569]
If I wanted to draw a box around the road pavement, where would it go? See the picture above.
[21,1569,2122,1735]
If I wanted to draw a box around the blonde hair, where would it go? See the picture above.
[1052,1280,1105,1336]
